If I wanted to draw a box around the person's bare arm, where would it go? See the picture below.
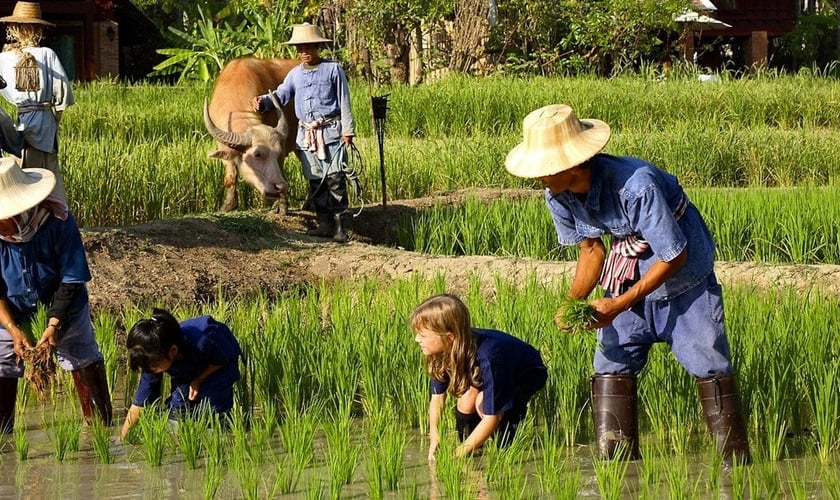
[454,413,503,457]
[427,393,446,462]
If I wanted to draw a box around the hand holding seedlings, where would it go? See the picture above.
[555,298,597,334]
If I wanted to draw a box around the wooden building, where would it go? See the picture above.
[0,0,161,81]
[682,0,798,67]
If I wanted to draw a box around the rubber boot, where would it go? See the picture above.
[72,360,113,426]
[0,377,17,434]
[307,212,335,237]
[591,374,641,460]
[332,214,348,243]
[455,409,481,442]
[698,374,751,467]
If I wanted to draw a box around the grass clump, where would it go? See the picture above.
[554,298,596,335]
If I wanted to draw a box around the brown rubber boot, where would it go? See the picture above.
[0,377,17,434]
[72,360,113,426]
[698,374,751,467]
[591,374,641,460]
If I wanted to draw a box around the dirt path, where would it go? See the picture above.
[81,189,840,313]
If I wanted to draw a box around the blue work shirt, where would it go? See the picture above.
[431,328,547,416]
[546,154,716,301]
[0,213,90,323]
[133,315,242,413]
[261,60,355,147]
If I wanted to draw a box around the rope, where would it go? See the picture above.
[298,142,367,217]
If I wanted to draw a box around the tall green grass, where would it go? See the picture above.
[398,187,840,265]
[48,74,840,227]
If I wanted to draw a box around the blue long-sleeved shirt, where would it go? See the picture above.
[0,213,90,323]
[430,328,547,416]
[133,315,241,413]
[258,60,355,148]
[546,153,716,301]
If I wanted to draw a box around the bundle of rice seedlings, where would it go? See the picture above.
[554,298,596,335]
[20,344,56,397]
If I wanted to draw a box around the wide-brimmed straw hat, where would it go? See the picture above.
[0,2,54,27]
[0,157,55,219]
[283,23,331,45]
[505,104,611,178]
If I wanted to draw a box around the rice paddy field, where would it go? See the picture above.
[2,70,840,498]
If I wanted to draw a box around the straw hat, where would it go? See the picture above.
[0,2,54,27]
[283,23,331,45]
[0,157,55,219]
[505,104,611,178]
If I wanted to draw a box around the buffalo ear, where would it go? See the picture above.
[209,149,238,160]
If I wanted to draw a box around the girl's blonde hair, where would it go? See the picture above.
[410,293,480,397]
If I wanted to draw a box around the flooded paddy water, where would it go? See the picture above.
[1,380,839,500]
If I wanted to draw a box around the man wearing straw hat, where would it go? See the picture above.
[505,104,751,467]
[0,157,111,433]
[253,22,355,243]
[0,1,74,203]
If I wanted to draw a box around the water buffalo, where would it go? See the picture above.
[204,57,299,212]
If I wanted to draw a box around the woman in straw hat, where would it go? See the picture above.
[253,23,355,243]
[0,1,74,203]
[0,157,111,433]
[505,104,750,468]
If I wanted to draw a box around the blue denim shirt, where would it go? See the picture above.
[0,213,90,322]
[260,60,355,148]
[133,315,241,412]
[546,154,715,301]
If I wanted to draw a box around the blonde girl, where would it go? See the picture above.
[411,294,547,460]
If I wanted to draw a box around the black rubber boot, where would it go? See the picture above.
[332,214,348,243]
[697,374,751,467]
[72,360,113,426]
[455,409,481,442]
[591,374,641,460]
[307,212,335,237]
[0,377,17,434]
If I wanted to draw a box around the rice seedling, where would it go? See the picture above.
[806,361,840,464]
[47,415,81,461]
[175,404,213,469]
[554,297,597,335]
[323,416,361,498]
[279,407,317,473]
[90,415,113,464]
[202,417,227,500]
[13,414,28,460]
[138,402,173,467]
[592,449,631,500]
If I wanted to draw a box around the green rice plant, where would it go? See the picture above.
[323,416,361,497]
[45,407,81,461]
[662,454,689,499]
[202,416,227,499]
[279,407,317,472]
[363,409,407,492]
[268,454,303,496]
[432,439,480,500]
[138,402,173,466]
[175,404,213,469]
[555,297,596,336]
[756,461,782,499]
[306,476,325,500]
[592,449,631,500]
[13,412,28,460]
[820,464,840,500]
[806,360,840,464]
[481,435,530,500]
[90,415,113,464]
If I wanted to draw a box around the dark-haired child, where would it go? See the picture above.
[119,308,241,440]
[411,293,547,460]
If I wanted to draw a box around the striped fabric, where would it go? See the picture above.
[599,195,689,296]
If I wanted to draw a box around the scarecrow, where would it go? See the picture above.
[0,1,74,203]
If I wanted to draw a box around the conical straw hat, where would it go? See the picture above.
[505,104,611,178]
[0,2,54,27]
[0,157,55,219]
[283,23,331,45]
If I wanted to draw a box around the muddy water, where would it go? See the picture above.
[1,389,837,499]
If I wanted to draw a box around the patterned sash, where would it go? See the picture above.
[599,195,689,296]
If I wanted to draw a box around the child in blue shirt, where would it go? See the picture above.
[119,308,241,440]
[411,293,547,460]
